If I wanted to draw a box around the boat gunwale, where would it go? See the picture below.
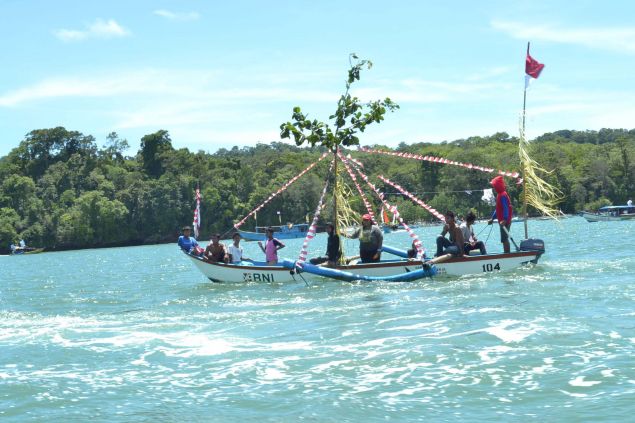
[187,250,541,271]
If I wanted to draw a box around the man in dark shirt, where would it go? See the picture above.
[310,223,341,267]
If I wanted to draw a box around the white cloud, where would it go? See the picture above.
[0,71,175,106]
[354,77,514,105]
[54,19,130,42]
[0,69,341,108]
[153,9,200,21]
[2,66,633,153]
[466,66,512,82]
[491,20,635,54]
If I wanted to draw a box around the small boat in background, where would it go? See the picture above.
[10,247,44,255]
[238,223,311,241]
[579,205,635,222]
[9,240,44,255]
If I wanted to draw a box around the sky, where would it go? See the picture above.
[1,0,634,156]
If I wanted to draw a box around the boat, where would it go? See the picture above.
[183,238,544,283]
[238,223,311,241]
[579,205,635,222]
[181,54,553,283]
[10,247,44,255]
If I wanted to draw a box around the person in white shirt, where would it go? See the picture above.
[628,199,633,207]
[460,211,487,255]
[228,233,250,264]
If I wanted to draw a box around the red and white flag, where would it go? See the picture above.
[525,49,545,88]
[192,186,201,238]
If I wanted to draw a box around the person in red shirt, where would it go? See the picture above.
[487,176,513,253]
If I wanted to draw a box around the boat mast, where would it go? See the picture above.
[521,41,530,240]
[333,145,339,236]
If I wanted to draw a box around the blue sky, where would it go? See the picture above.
[1,0,634,156]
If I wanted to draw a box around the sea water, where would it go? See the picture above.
[1,218,634,422]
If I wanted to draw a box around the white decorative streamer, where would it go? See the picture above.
[359,147,522,181]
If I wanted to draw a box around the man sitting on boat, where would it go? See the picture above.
[487,176,513,254]
[258,227,285,265]
[228,233,250,264]
[348,214,383,263]
[460,211,487,255]
[205,233,230,263]
[435,211,464,258]
[177,226,201,254]
[310,223,341,267]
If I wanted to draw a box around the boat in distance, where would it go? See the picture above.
[10,247,44,255]
[237,223,311,241]
[579,205,635,222]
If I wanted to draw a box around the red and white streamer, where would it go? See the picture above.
[296,172,331,268]
[345,157,426,259]
[234,151,330,229]
[359,147,522,181]
[337,151,377,225]
[192,185,201,238]
[378,176,446,223]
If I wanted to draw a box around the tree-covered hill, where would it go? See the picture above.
[1,127,634,253]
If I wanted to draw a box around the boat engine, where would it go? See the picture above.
[520,238,545,254]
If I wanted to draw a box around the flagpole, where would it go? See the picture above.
[521,42,530,240]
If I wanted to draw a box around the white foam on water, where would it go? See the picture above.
[484,319,540,343]
[478,345,514,364]
[569,376,602,387]
[391,319,448,331]
[267,341,314,351]
[601,369,616,377]
[608,331,621,339]
[464,307,505,314]
[311,359,352,373]
[158,334,238,358]
[558,390,588,398]
[531,363,554,375]
[262,367,286,380]
[378,385,430,399]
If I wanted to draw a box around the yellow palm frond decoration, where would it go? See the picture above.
[519,121,563,219]
[332,167,358,263]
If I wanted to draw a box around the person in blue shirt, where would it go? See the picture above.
[178,226,199,253]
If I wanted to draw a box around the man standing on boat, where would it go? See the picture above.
[487,176,513,253]
[310,223,341,267]
[258,227,285,265]
[349,214,383,263]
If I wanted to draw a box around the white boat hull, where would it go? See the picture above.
[184,250,542,283]
[579,211,635,222]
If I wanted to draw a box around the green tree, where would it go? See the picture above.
[280,54,399,151]
[0,207,20,252]
[139,130,174,178]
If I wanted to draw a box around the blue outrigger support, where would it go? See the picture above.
[381,244,411,259]
[279,258,436,282]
